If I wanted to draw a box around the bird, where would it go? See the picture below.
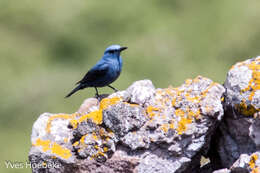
[65,45,127,98]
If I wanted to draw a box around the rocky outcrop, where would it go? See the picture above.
[213,152,260,173]
[209,57,260,170]
[29,56,260,173]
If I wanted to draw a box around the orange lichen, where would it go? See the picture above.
[80,135,87,145]
[175,109,185,117]
[72,141,79,147]
[171,97,177,107]
[201,82,216,98]
[78,109,103,124]
[236,99,258,116]
[146,106,159,117]
[185,79,193,86]
[51,142,72,159]
[177,118,192,134]
[161,124,169,132]
[68,97,121,130]
[185,93,200,103]
[63,138,68,143]
[188,110,201,120]
[33,138,51,152]
[92,133,98,140]
[99,97,121,110]
[103,147,108,152]
[250,154,259,169]
[252,167,260,173]
[69,119,78,129]
[160,122,175,133]
[33,138,72,159]
[238,58,260,115]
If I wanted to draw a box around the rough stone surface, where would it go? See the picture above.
[213,152,260,173]
[210,57,260,169]
[29,76,225,173]
[212,168,231,173]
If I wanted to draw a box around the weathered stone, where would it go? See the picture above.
[213,152,260,173]
[210,57,260,168]
[212,168,231,173]
[29,77,225,173]
[126,79,156,106]
[103,102,147,137]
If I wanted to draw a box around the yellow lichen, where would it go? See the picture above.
[67,97,121,130]
[146,106,159,117]
[249,154,259,169]
[78,110,103,124]
[252,167,260,173]
[175,109,185,117]
[51,142,72,159]
[34,138,51,152]
[72,141,79,147]
[161,124,169,132]
[188,110,201,120]
[201,82,216,98]
[172,97,177,107]
[69,119,78,129]
[92,133,98,140]
[63,138,68,143]
[177,118,192,135]
[185,93,200,103]
[80,135,87,145]
[238,59,260,115]
[99,97,121,110]
[160,122,175,133]
[33,138,72,159]
[236,99,259,116]
[103,147,108,152]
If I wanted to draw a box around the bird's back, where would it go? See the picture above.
[78,55,122,88]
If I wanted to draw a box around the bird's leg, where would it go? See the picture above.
[95,87,100,98]
[108,85,118,92]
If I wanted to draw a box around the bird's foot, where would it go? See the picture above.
[108,85,118,92]
[95,93,100,99]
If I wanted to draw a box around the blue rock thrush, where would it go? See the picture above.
[65,45,127,98]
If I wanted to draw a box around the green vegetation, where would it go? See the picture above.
[1,0,260,172]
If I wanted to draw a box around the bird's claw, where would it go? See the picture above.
[95,93,100,99]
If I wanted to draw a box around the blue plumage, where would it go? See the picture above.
[65,45,127,98]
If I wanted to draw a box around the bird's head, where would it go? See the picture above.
[104,45,127,57]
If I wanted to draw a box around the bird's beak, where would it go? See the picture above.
[119,47,128,52]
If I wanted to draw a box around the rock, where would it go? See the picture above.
[77,98,99,115]
[103,102,147,137]
[29,77,225,173]
[230,152,260,173]
[126,79,156,106]
[212,168,231,173]
[210,57,260,168]
[213,152,260,173]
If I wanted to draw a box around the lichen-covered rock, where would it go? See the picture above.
[103,102,147,137]
[213,152,260,173]
[210,57,260,169]
[224,56,260,116]
[29,77,225,173]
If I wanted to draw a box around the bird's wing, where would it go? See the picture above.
[76,63,109,85]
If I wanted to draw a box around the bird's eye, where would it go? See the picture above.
[108,50,114,54]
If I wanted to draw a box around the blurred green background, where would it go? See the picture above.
[1,0,260,172]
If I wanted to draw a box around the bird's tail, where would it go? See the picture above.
[65,85,82,98]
